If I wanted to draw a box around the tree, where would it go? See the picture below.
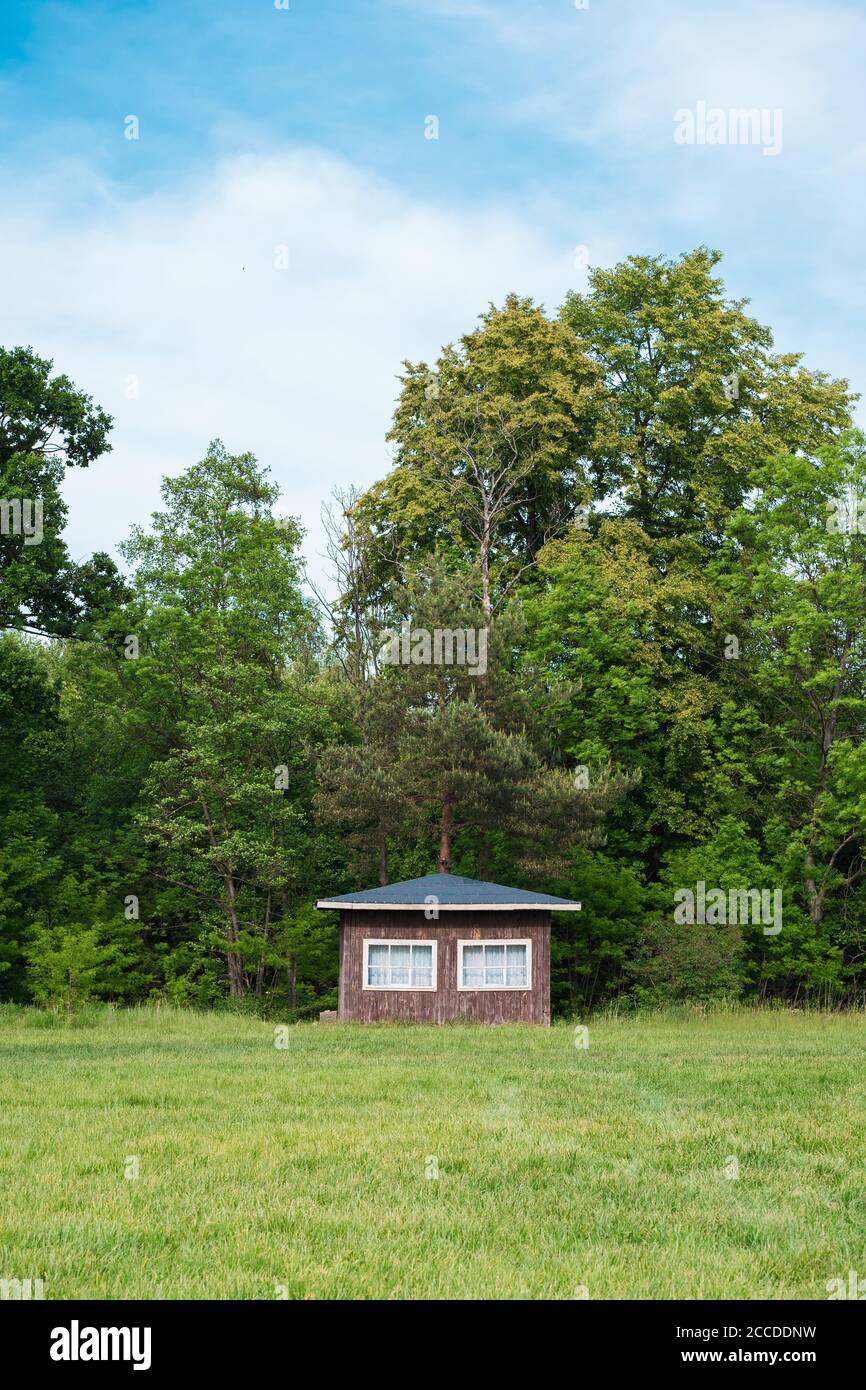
[318,561,629,882]
[0,347,112,468]
[0,346,125,636]
[0,635,63,995]
[561,248,853,545]
[716,432,866,949]
[353,295,608,616]
[116,441,333,998]
[522,519,727,876]
[24,880,144,1009]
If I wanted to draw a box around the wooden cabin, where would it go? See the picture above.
[316,873,581,1025]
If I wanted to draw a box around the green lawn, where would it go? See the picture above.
[0,1004,863,1300]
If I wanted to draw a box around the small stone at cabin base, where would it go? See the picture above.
[318,1010,338,1024]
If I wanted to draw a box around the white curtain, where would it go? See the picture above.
[462,943,484,987]
[367,943,390,986]
[390,943,411,985]
[461,942,527,986]
[367,941,435,986]
[506,943,528,986]
[485,943,505,985]
[411,943,433,986]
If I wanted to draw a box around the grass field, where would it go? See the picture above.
[0,1004,863,1300]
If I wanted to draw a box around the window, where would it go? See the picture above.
[363,940,437,990]
[458,940,531,990]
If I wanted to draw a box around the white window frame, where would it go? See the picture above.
[457,938,532,991]
[362,938,438,991]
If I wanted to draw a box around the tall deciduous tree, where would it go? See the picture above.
[353,295,609,616]
[561,248,853,544]
[716,431,866,938]
[0,635,63,993]
[0,346,124,636]
[117,441,331,997]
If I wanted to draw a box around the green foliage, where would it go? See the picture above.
[0,345,112,469]
[550,850,648,1013]
[4,253,866,1014]
[317,560,631,881]
[627,919,746,1006]
[353,294,607,613]
[561,247,853,541]
[112,441,338,1001]
[25,923,123,1008]
[0,347,123,636]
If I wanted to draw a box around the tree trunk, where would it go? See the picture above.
[438,797,454,874]
[201,797,246,997]
[379,827,388,885]
[255,892,271,998]
[477,828,491,878]
[804,848,825,929]
[222,876,246,997]
[226,944,245,997]
[480,506,492,619]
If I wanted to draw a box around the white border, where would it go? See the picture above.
[362,938,438,991]
[457,938,532,991]
[318,900,581,911]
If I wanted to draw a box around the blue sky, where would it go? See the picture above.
[2,0,864,584]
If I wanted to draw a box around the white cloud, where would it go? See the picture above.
[392,0,866,414]
[0,148,621,591]
[404,0,866,139]
[3,0,864,608]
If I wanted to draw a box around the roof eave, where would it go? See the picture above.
[315,900,582,912]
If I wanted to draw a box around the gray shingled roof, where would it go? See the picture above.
[316,872,581,911]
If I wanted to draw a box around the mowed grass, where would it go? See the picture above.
[0,1005,864,1300]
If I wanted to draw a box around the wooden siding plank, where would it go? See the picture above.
[338,909,551,1025]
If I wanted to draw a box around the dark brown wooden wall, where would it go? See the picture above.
[338,909,551,1024]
